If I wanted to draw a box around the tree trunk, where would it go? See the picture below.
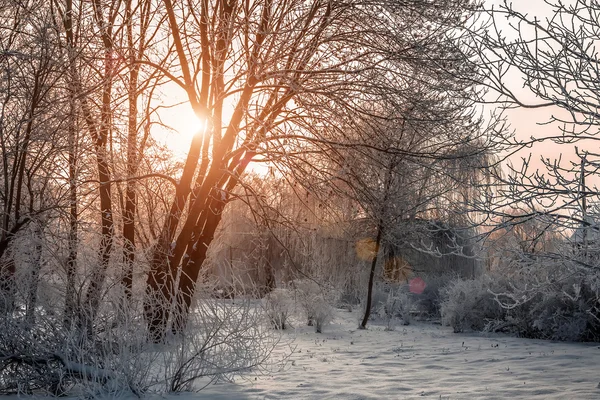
[122,58,139,301]
[360,223,383,329]
[144,254,175,342]
[144,166,230,339]
[81,46,115,328]
[64,80,78,327]
[263,234,276,296]
[170,201,225,335]
[168,158,254,334]
[122,0,150,302]
[0,258,15,315]
[63,0,78,328]
[82,144,114,322]
[122,179,136,300]
[25,223,43,324]
[143,130,207,341]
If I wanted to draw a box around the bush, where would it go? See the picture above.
[440,275,505,333]
[0,282,279,397]
[370,284,390,315]
[338,289,360,312]
[500,274,600,341]
[263,288,293,330]
[377,288,412,331]
[311,301,334,333]
[162,294,277,392]
[439,263,600,342]
[294,280,337,333]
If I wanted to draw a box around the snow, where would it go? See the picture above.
[13,309,600,399]
[185,309,600,400]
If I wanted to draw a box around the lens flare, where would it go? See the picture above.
[355,238,378,261]
[384,257,412,282]
[409,277,426,294]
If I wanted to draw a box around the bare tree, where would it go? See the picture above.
[51,0,165,327]
[425,1,600,342]
[120,0,166,301]
[465,0,600,260]
[0,0,69,313]
[141,0,488,341]
[342,105,492,328]
[56,0,81,328]
[2,0,492,341]
[51,0,119,326]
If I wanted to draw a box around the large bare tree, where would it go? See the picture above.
[141,0,488,339]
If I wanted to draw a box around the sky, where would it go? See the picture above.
[152,0,590,189]
[492,0,597,188]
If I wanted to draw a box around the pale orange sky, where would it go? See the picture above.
[492,0,597,189]
[153,0,590,186]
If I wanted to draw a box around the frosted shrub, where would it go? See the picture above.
[546,279,600,341]
[0,315,71,395]
[440,276,505,333]
[294,280,337,333]
[477,254,600,341]
[0,277,279,397]
[497,272,600,341]
[160,294,278,392]
[263,288,293,330]
[370,285,389,314]
[438,266,600,341]
[528,293,589,341]
[0,297,153,397]
[377,288,411,331]
[338,287,360,312]
[311,301,334,333]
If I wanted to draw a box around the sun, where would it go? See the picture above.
[155,103,207,159]
[179,109,206,138]
[153,100,272,178]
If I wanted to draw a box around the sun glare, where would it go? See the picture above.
[153,98,269,176]
[155,103,206,159]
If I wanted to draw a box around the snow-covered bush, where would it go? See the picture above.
[377,288,412,331]
[311,301,334,333]
[440,275,505,333]
[294,280,337,333]
[494,270,600,342]
[528,291,591,341]
[0,277,279,396]
[370,285,389,314]
[161,293,278,392]
[338,288,360,312]
[0,298,153,397]
[439,261,600,341]
[263,288,293,330]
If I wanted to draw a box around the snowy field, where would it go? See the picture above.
[11,307,600,400]
[188,309,600,400]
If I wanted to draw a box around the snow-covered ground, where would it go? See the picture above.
[190,309,600,399]
[12,308,600,399]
